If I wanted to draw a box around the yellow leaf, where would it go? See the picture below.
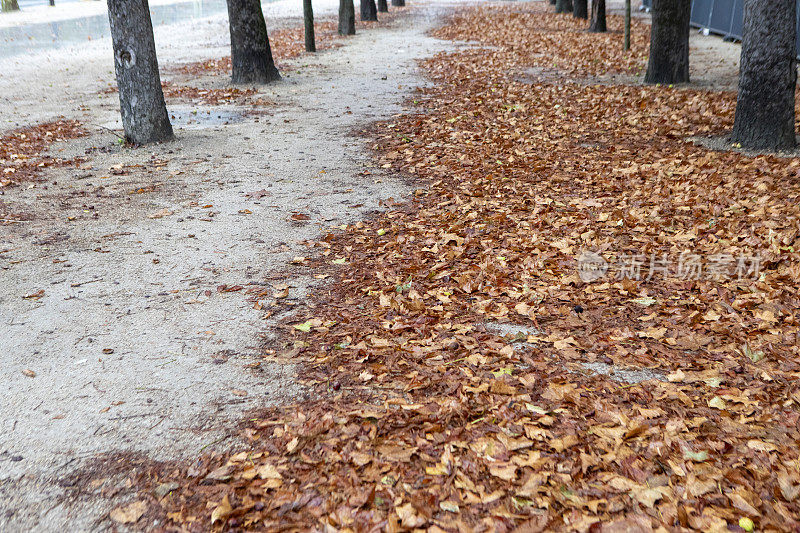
[351,452,371,466]
[553,337,577,350]
[257,463,282,480]
[109,501,146,524]
[747,440,777,453]
[426,464,447,475]
[293,321,313,332]
[396,502,425,527]
[440,501,460,513]
[708,396,726,410]
[630,487,664,508]
[488,462,517,481]
[210,495,233,524]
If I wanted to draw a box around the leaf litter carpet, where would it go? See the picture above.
[115,3,800,531]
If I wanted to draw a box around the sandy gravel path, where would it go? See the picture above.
[0,1,459,529]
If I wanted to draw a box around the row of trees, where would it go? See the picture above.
[549,0,607,33]
[109,0,794,151]
[108,0,402,144]
[551,0,797,151]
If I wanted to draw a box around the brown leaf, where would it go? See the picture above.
[109,501,146,524]
[210,495,233,524]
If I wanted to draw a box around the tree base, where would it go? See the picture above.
[730,0,797,152]
[692,134,799,156]
[231,54,281,84]
[730,124,797,152]
[643,70,689,85]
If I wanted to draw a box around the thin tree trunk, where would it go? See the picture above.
[623,0,630,50]
[377,0,388,13]
[644,0,690,84]
[589,0,606,32]
[573,0,587,19]
[555,0,572,13]
[226,0,280,84]
[106,0,173,144]
[304,0,315,52]
[339,0,355,34]
[390,0,404,6]
[731,0,797,151]
[360,0,377,21]
[1,0,20,12]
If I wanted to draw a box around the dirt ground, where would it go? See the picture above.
[0,0,758,531]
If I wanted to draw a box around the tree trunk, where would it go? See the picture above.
[549,0,556,5]
[360,0,377,21]
[106,0,173,144]
[303,0,315,52]
[391,0,404,6]
[573,0,587,19]
[339,0,355,34]
[731,0,797,151]
[377,0,388,13]
[1,0,20,12]
[589,0,606,32]
[623,0,630,50]
[644,0,690,84]
[555,0,572,13]
[226,0,280,84]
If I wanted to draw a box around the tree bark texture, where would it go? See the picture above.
[106,0,173,144]
[624,0,631,50]
[391,0,404,6]
[361,0,377,21]
[589,0,606,32]
[731,0,797,151]
[339,0,355,34]
[304,0,316,52]
[644,0,690,84]
[555,0,573,13]
[377,0,388,13]
[573,0,588,19]
[1,0,19,12]
[227,0,280,84]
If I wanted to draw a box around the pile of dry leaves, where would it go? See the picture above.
[177,12,405,76]
[102,82,263,105]
[176,20,342,76]
[127,3,799,531]
[160,83,261,105]
[0,120,85,189]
